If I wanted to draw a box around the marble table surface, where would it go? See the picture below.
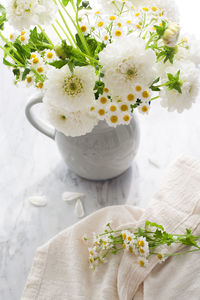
[1,1,200,299]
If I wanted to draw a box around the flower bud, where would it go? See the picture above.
[55,44,67,59]
[163,23,180,47]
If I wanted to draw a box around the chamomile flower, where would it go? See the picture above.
[98,94,109,106]
[44,65,97,112]
[8,32,18,42]
[160,61,200,113]
[99,34,156,97]
[30,52,43,66]
[119,102,131,113]
[19,29,30,45]
[137,256,148,267]
[121,113,132,125]
[80,22,91,36]
[96,106,107,120]
[106,112,120,127]
[157,248,168,263]
[176,34,200,66]
[36,63,47,75]
[44,50,57,63]
[111,26,124,39]
[101,30,110,44]
[108,103,119,114]
[125,92,137,104]
[44,103,98,137]
[138,102,150,114]
[25,71,35,87]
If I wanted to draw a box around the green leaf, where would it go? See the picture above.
[0,4,7,30]
[49,60,69,69]
[149,77,161,92]
[145,221,164,231]
[13,68,20,80]
[154,21,167,39]
[29,27,52,51]
[165,70,182,94]
[22,68,31,81]
[94,80,105,99]
[62,0,70,6]
[3,57,15,67]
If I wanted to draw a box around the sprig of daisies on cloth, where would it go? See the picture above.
[0,0,200,136]
[83,220,200,270]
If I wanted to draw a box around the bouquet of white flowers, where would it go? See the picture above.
[0,0,200,137]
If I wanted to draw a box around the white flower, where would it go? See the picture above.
[42,50,56,63]
[19,29,30,44]
[95,0,126,14]
[44,65,97,112]
[80,22,91,36]
[8,31,19,42]
[37,0,57,25]
[121,113,132,125]
[6,0,40,30]
[160,61,200,113]
[138,102,150,114]
[137,256,148,267]
[157,248,168,263]
[176,34,200,66]
[99,34,156,97]
[118,102,131,113]
[111,26,125,39]
[106,112,121,127]
[6,0,57,30]
[44,103,98,137]
[162,22,180,47]
[30,51,43,66]
[25,71,35,87]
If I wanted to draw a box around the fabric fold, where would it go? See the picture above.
[118,155,200,300]
[22,155,200,300]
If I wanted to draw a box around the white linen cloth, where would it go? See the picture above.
[22,155,200,300]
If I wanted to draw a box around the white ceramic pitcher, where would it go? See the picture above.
[25,93,140,180]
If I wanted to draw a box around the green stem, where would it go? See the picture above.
[31,67,45,82]
[38,25,54,46]
[150,96,160,101]
[56,20,74,47]
[0,45,24,67]
[0,32,23,62]
[52,24,62,40]
[57,9,77,46]
[166,248,200,257]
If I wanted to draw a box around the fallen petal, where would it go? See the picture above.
[28,196,47,207]
[62,192,85,203]
[74,199,85,218]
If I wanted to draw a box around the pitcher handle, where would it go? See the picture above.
[25,93,55,140]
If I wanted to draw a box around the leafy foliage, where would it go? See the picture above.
[156,45,177,64]
[154,21,167,39]
[0,4,6,31]
[29,27,53,51]
[150,77,161,91]
[94,80,105,99]
[75,34,105,58]
[166,70,182,93]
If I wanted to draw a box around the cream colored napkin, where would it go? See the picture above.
[22,155,200,300]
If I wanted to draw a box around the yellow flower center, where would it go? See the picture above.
[127,94,135,102]
[117,22,122,28]
[140,248,145,254]
[98,21,104,27]
[115,30,122,37]
[109,16,116,21]
[135,13,140,17]
[139,260,145,267]
[110,115,118,123]
[64,75,83,96]
[136,24,141,29]
[152,6,157,11]
[21,30,26,35]
[31,53,36,59]
[142,91,150,98]
[20,35,26,42]
[139,240,144,247]
[142,7,149,12]
[38,82,43,89]
[123,115,130,122]
[142,106,148,113]
[104,88,109,93]
[98,109,105,116]
[37,67,44,73]
[122,243,126,249]
[120,104,129,111]
[26,76,32,83]
[10,34,13,40]
[122,233,126,239]
[95,11,100,15]
[32,57,39,64]
[127,236,132,241]
[110,105,117,112]
[90,106,95,111]
[81,25,87,33]
[127,20,132,24]
[100,97,107,104]
[136,85,142,92]
[47,52,53,59]
[157,253,163,260]
[104,35,109,41]
[89,251,93,256]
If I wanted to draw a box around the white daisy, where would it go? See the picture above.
[44,103,98,137]
[121,113,132,125]
[19,29,30,45]
[25,71,35,87]
[157,248,168,263]
[30,51,43,66]
[8,31,19,42]
[96,106,107,120]
[160,61,200,113]
[43,65,97,112]
[80,22,91,36]
[6,0,40,30]
[99,34,156,97]
[137,256,148,267]
[118,102,131,113]
[138,102,150,114]
[44,50,57,63]
[111,26,125,39]
[106,111,121,127]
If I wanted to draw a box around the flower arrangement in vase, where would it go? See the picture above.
[0,0,200,137]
